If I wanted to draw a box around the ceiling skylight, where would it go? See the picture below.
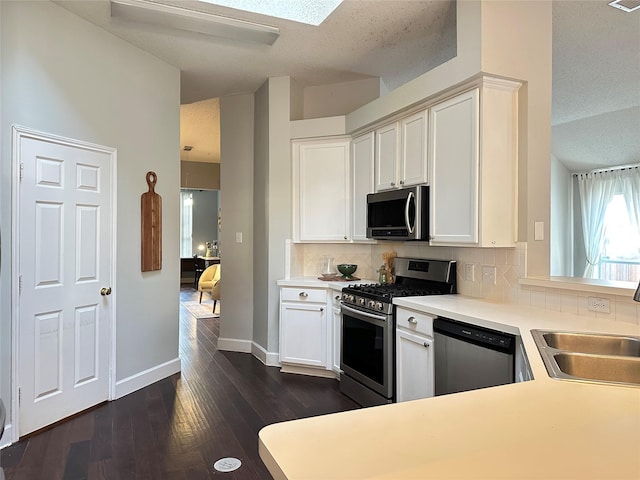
[199,0,343,26]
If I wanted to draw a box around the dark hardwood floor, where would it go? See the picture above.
[1,286,359,479]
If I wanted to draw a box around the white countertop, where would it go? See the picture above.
[277,276,377,290]
[259,295,640,480]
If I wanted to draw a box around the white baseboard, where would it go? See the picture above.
[251,341,280,366]
[114,357,181,399]
[280,363,338,379]
[0,424,13,449]
[217,337,252,353]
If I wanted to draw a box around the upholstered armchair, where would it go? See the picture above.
[211,278,221,313]
[197,264,220,308]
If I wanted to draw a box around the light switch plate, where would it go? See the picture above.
[534,221,544,241]
[235,232,243,243]
[465,264,475,282]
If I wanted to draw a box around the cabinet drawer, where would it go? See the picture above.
[281,287,327,303]
[396,308,434,337]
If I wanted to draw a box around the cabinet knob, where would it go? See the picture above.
[320,307,324,312]
[335,295,341,301]
[390,182,396,187]
[399,180,405,185]
[299,292,308,298]
[423,342,429,348]
[344,236,348,240]
[408,316,417,324]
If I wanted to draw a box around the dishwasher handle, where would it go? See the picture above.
[433,317,515,354]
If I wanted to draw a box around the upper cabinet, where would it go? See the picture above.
[293,138,351,242]
[374,110,428,192]
[429,78,520,247]
[351,132,375,242]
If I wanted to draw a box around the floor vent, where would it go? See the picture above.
[213,457,242,473]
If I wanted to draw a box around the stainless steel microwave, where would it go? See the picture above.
[366,185,429,240]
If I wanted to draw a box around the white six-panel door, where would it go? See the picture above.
[16,130,114,436]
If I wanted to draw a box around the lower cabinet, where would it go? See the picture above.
[395,308,435,402]
[279,286,335,378]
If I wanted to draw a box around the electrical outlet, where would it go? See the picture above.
[482,266,496,284]
[464,264,475,282]
[588,296,610,313]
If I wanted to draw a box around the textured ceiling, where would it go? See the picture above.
[55,0,639,172]
[552,0,640,171]
[180,98,220,163]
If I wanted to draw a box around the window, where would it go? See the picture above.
[180,191,193,257]
[599,193,640,282]
[576,166,640,281]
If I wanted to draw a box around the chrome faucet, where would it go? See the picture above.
[634,280,640,302]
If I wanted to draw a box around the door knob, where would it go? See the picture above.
[100,287,112,296]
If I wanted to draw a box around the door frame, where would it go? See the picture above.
[10,125,118,442]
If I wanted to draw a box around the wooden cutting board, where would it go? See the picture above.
[141,171,162,271]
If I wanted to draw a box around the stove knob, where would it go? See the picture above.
[376,302,384,311]
[358,297,366,306]
[367,300,375,309]
[347,294,355,303]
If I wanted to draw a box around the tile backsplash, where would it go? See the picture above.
[288,241,639,325]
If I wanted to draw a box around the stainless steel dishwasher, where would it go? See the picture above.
[434,317,515,396]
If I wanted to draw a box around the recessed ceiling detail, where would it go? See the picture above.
[199,0,343,26]
[110,0,280,44]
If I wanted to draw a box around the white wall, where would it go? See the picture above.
[303,78,381,120]
[219,93,255,352]
[550,154,572,276]
[0,0,180,422]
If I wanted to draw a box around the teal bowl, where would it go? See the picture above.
[337,264,357,279]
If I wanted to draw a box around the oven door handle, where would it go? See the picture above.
[405,191,415,234]
[341,303,389,322]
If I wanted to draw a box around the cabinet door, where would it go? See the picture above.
[280,302,327,368]
[295,139,350,242]
[400,110,428,187]
[429,89,479,245]
[396,329,434,402]
[351,132,375,242]
[374,123,400,191]
[331,304,342,373]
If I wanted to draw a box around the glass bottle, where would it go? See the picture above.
[320,255,335,277]
[378,264,387,284]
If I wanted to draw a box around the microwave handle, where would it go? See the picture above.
[405,191,415,234]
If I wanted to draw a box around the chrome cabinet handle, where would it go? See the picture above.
[407,316,417,324]
[299,292,308,298]
[100,287,112,296]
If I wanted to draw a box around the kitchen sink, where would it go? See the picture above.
[531,330,640,387]
[541,332,640,357]
[553,353,640,384]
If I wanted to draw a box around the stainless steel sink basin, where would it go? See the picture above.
[531,330,640,387]
[553,353,640,385]
[542,332,640,357]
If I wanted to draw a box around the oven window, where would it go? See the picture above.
[342,314,385,385]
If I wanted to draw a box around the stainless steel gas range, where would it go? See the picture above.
[339,257,456,407]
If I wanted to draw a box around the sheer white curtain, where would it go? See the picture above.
[619,167,640,233]
[577,170,617,278]
[180,191,193,257]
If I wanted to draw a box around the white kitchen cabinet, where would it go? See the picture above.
[293,138,351,242]
[279,287,332,376]
[429,78,521,247]
[351,132,375,242]
[374,110,428,192]
[395,308,435,402]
